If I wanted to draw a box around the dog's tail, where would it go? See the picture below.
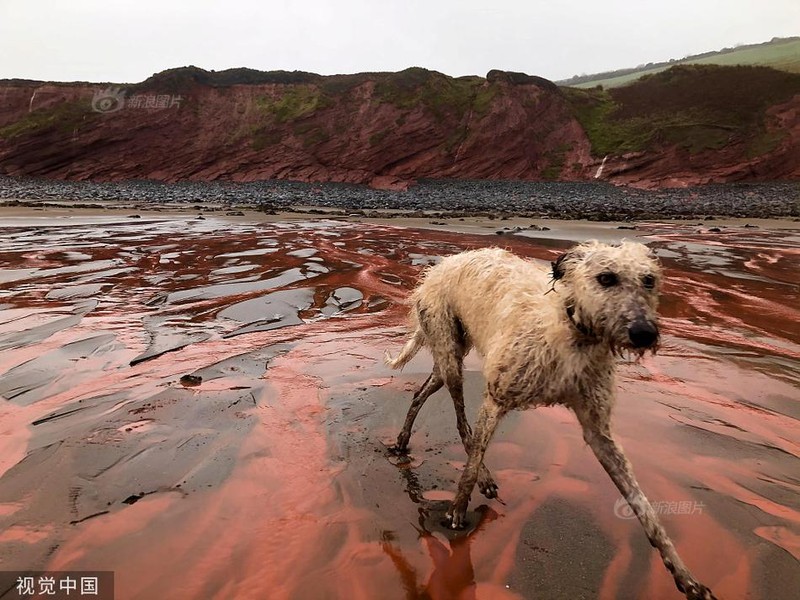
[385,328,424,370]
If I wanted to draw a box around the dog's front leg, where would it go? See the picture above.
[575,408,716,600]
[446,396,505,529]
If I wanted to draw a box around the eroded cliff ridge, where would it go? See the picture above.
[1,65,797,189]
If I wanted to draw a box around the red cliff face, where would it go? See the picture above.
[0,66,797,188]
[0,69,593,188]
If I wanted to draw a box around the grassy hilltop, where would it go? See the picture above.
[559,36,800,89]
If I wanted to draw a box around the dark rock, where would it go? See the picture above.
[180,374,203,387]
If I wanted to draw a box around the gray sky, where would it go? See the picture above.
[1,0,798,83]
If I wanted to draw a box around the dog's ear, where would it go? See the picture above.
[552,242,595,280]
[551,252,570,280]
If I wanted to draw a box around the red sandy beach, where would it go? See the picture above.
[0,211,797,599]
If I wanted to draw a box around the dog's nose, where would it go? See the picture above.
[628,319,659,348]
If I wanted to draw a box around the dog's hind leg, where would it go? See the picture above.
[442,361,499,499]
[393,370,444,453]
[429,318,498,499]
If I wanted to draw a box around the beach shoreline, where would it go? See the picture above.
[2,199,798,233]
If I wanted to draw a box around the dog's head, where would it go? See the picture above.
[551,240,662,356]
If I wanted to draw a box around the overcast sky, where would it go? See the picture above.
[1,0,797,83]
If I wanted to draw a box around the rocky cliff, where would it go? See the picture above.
[0,65,797,189]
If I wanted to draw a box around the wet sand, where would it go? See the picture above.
[0,210,798,599]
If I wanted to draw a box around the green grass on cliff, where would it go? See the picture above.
[0,101,95,139]
[373,68,438,108]
[255,86,332,123]
[562,64,800,157]
[373,68,499,121]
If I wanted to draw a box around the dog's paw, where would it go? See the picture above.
[688,584,716,600]
[478,477,499,499]
[443,512,467,530]
[387,445,409,456]
[444,503,469,530]
[477,464,499,498]
[676,577,717,600]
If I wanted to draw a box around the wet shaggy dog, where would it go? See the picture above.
[386,241,716,600]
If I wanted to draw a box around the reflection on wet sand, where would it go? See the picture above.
[0,216,797,599]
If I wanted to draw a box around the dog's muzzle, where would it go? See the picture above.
[627,318,659,349]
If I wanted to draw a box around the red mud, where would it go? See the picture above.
[0,215,798,599]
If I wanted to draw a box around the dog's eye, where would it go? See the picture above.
[596,272,618,287]
[642,274,656,289]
